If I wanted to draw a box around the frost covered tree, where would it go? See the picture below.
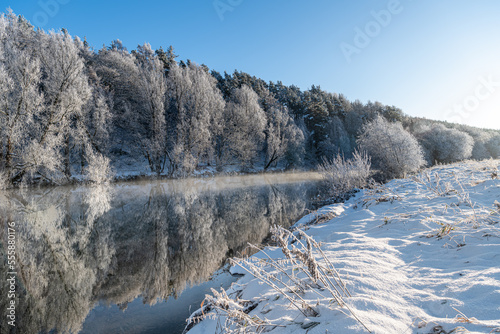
[222,85,266,169]
[264,104,304,169]
[83,144,113,183]
[36,30,92,180]
[0,18,43,182]
[135,43,168,174]
[73,37,114,179]
[155,45,178,73]
[166,62,225,175]
[303,86,329,152]
[0,14,83,184]
[486,134,500,159]
[94,46,142,110]
[76,86,113,181]
[0,13,113,185]
[318,116,352,159]
[450,125,499,161]
[95,42,172,175]
[3,9,500,183]
[416,124,473,164]
[470,131,492,161]
[285,118,307,168]
[358,116,425,178]
[94,43,143,157]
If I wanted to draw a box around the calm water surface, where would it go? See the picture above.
[0,173,322,334]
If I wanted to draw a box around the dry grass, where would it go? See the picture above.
[452,307,478,324]
[413,169,500,239]
[297,208,339,229]
[187,226,371,333]
[412,171,456,197]
[184,288,279,333]
[360,182,401,209]
[319,150,371,199]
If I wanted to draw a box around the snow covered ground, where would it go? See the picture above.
[187,160,500,334]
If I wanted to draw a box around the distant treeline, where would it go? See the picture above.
[0,11,499,187]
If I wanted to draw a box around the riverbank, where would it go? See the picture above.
[186,159,500,334]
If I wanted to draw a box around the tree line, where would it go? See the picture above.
[1,11,499,187]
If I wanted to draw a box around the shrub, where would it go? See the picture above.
[416,124,473,164]
[486,134,500,158]
[471,132,492,160]
[358,116,425,178]
[85,147,113,184]
[319,150,371,199]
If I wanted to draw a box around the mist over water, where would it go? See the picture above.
[0,173,321,334]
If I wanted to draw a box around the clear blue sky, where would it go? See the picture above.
[5,0,500,129]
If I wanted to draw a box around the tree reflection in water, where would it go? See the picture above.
[0,174,320,334]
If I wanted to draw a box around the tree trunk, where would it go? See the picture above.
[264,150,277,170]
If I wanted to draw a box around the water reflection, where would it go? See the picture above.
[0,173,320,334]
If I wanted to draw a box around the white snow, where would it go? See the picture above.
[188,160,500,334]
[291,203,347,229]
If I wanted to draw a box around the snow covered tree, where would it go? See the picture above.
[416,124,473,164]
[303,86,329,154]
[318,116,352,159]
[166,62,225,175]
[222,85,266,169]
[470,131,492,161]
[0,13,90,185]
[451,125,496,161]
[155,45,178,73]
[0,27,43,182]
[486,134,500,159]
[94,44,143,156]
[36,30,92,180]
[264,104,304,169]
[135,43,168,174]
[285,118,307,168]
[72,36,114,178]
[357,116,425,178]
[95,46,142,110]
[108,39,127,52]
[76,86,113,174]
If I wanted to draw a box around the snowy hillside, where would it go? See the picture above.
[187,160,500,334]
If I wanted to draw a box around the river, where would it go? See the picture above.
[0,172,322,334]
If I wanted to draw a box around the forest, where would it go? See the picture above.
[1,10,499,188]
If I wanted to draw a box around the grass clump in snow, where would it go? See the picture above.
[412,170,457,197]
[413,165,500,240]
[358,181,401,209]
[184,287,278,334]
[188,226,371,333]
